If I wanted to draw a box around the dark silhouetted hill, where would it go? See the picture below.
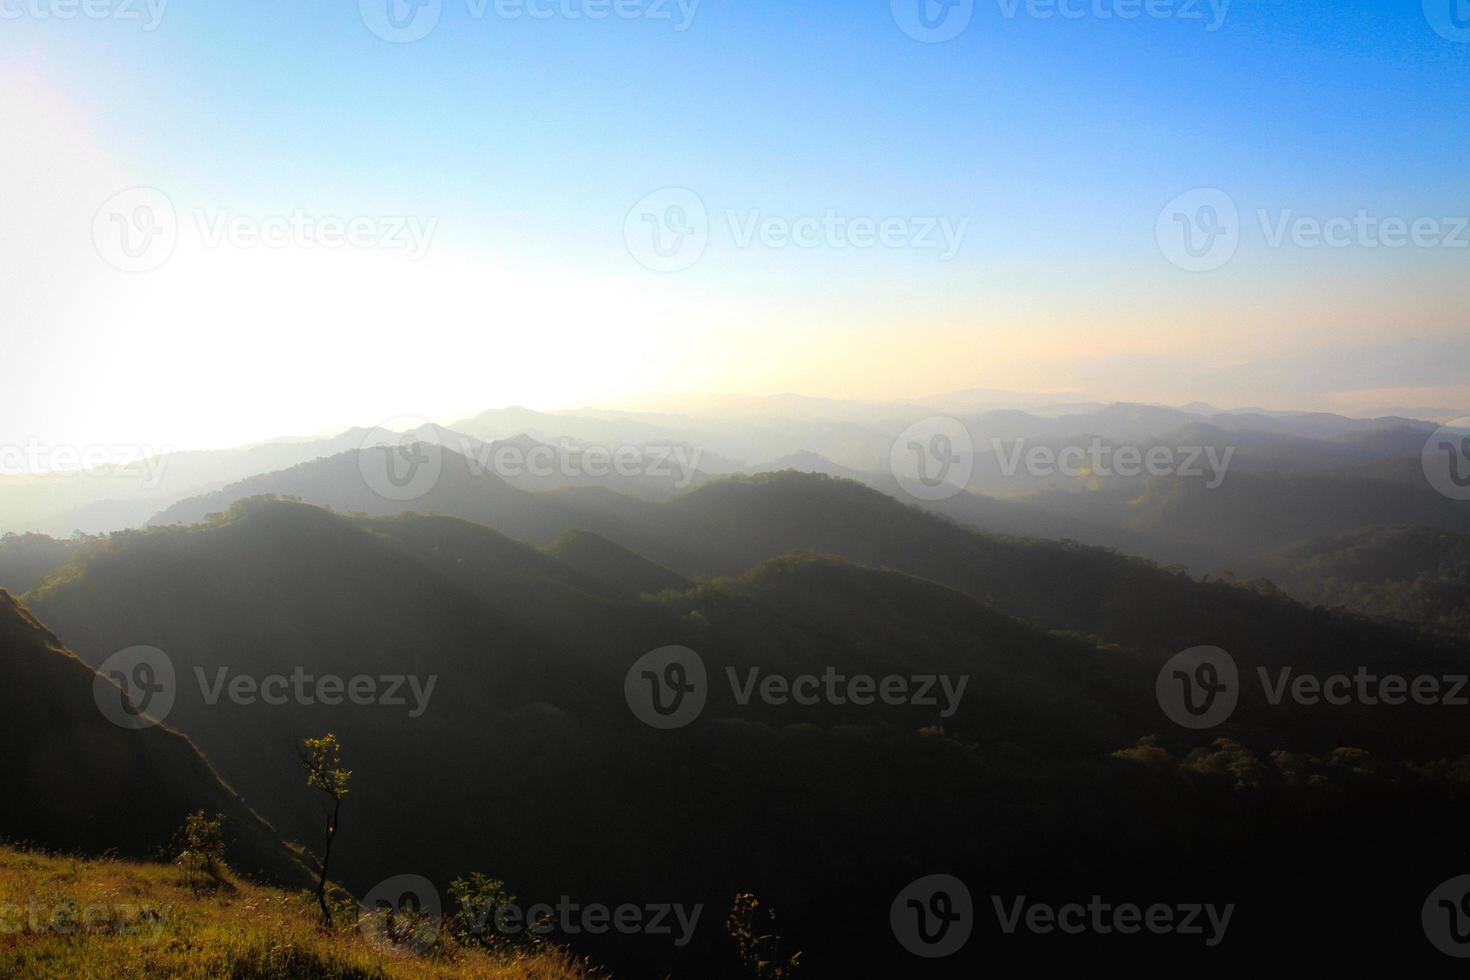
[0,590,306,885]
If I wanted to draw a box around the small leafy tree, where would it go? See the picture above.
[447,873,520,949]
[172,810,228,895]
[728,892,801,979]
[299,733,351,926]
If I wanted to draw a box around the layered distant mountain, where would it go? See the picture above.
[0,429,381,536]
[89,400,1452,591]
[5,411,1458,633]
[4,399,1454,538]
[148,442,585,537]
[1017,469,1470,575]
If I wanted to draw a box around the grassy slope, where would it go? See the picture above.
[0,846,595,979]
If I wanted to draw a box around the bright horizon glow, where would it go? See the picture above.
[3,3,1468,459]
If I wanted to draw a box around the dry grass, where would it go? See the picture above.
[0,846,601,979]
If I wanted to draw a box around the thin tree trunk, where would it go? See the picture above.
[316,796,340,926]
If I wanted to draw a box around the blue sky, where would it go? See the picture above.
[50,1,1468,243]
[2,0,1468,450]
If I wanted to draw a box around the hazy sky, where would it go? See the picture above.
[3,0,1468,456]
